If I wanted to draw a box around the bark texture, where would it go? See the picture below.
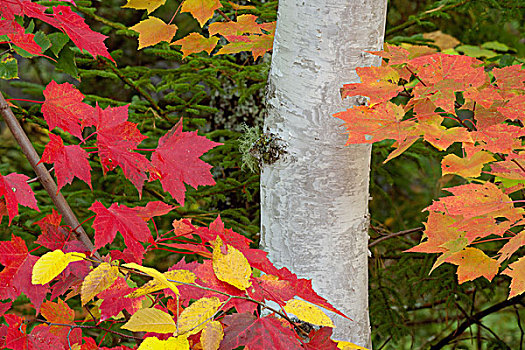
[261,0,388,346]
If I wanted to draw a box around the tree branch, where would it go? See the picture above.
[385,0,470,37]
[0,92,98,258]
[369,227,423,248]
[430,295,525,349]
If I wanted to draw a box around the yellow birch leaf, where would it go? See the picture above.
[138,335,189,349]
[81,262,119,305]
[122,308,177,333]
[201,321,223,350]
[171,33,219,58]
[227,1,256,10]
[177,297,222,336]
[122,0,166,13]
[127,269,196,298]
[123,262,180,296]
[284,299,334,328]
[441,151,496,178]
[337,341,369,350]
[32,250,85,285]
[130,17,177,50]
[181,0,222,27]
[212,237,252,290]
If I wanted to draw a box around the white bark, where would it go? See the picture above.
[261,0,388,346]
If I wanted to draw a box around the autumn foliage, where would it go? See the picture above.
[334,44,525,299]
[0,1,363,349]
[0,0,523,349]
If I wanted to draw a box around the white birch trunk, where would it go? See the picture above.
[261,0,388,346]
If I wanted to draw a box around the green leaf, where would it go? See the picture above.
[481,41,515,53]
[455,45,497,58]
[55,43,79,79]
[0,54,19,80]
[48,32,70,56]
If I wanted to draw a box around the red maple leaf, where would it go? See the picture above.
[341,66,403,104]
[52,6,113,61]
[5,314,64,350]
[497,94,525,122]
[134,201,175,221]
[333,101,417,145]
[194,260,244,301]
[151,119,220,205]
[90,104,150,195]
[40,299,82,347]
[219,313,303,350]
[303,327,339,350]
[0,236,48,311]
[98,277,143,321]
[8,28,43,56]
[252,275,295,305]
[0,0,55,24]
[493,65,525,91]
[367,43,436,65]
[0,301,12,317]
[408,53,486,89]
[89,201,152,261]
[274,266,350,320]
[405,212,463,254]
[40,133,92,191]
[42,81,93,140]
[0,172,39,224]
[5,315,65,350]
[468,123,524,155]
[34,209,69,250]
[426,182,523,222]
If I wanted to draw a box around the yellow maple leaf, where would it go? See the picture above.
[208,15,263,36]
[441,151,495,178]
[227,1,256,10]
[181,0,222,27]
[445,247,500,283]
[171,33,219,58]
[122,0,166,14]
[502,257,525,298]
[130,17,177,50]
[138,335,190,349]
[123,308,177,333]
[123,262,180,296]
[212,236,252,290]
[201,321,223,350]
[81,262,119,305]
[32,250,85,285]
[284,299,335,328]
[216,33,274,60]
[127,269,195,298]
[177,297,222,336]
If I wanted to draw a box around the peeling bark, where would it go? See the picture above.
[261,0,388,346]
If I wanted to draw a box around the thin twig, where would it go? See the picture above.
[36,319,143,341]
[430,295,524,349]
[386,0,469,37]
[369,227,424,248]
